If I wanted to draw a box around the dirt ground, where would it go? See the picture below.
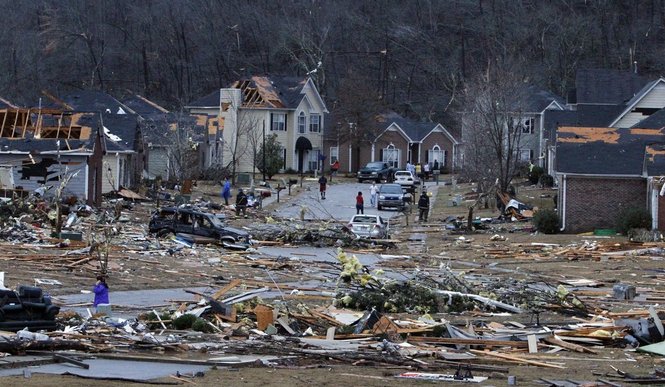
[0,174,663,385]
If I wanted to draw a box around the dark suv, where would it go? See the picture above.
[377,183,411,211]
[149,207,251,248]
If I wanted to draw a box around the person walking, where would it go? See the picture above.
[331,160,340,176]
[318,175,328,199]
[93,275,109,312]
[423,162,430,181]
[355,191,364,214]
[415,163,423,181]
[221,177,231,205]
[369,182,378,207]
[236,188,248,217]
[418,192,430,222]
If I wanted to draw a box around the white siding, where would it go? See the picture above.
[147,148,170,180]
[0,154,89,199]
[616,82,665,127]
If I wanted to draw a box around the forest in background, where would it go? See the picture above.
[2,0,664,124]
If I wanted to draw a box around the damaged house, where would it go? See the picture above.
[186,75,328,174]
[43,91,145,193]
[0,108,104,206]
[556,126,665,233]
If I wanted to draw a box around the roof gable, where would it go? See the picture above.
[575,68,650,105]
[609,78,665,127]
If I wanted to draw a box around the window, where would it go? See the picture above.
[298,112,306,134]
[309,113,320,132]
[308,150,319,171]
[521,117,534,134]
[382,144,400,168]
[271,113,286,131]
[428,146,445,168]
[329,146,339,163]
[520,149,533,162]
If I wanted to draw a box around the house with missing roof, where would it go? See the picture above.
[0,108,105,206]
[186,76,328,175]
[43,91,146,193]
[556,126,665,233]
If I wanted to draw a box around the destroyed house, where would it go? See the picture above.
[43,90,146,192]
[187,75,328,174]
[556,126,665,233]
[0,108,104,206]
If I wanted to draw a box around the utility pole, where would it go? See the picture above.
[262,120,266,181]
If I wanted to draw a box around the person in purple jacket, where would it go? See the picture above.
[93,275,109,309]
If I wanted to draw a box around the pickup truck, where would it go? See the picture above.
[357,161,396,183]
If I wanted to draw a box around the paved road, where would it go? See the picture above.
[271,179,440,222]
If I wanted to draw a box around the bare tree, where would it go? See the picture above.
[460,61,531,195]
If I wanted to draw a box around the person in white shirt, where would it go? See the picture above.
[369,182,378,207]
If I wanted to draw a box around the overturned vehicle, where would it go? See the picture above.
[0,286,60,331]
[149,207,251,249]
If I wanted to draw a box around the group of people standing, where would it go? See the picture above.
[406,160,439,182]
[221,177,249,217]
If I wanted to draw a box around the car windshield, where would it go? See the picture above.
[380,185,403,194]
[366,162,384,169]
[207,214,225,228]
[395,172,410,177]
[352,216,378,224]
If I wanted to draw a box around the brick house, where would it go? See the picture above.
[556,126,665,233]
[325,112,459,174]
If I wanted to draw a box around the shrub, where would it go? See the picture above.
[533,208,560,234]
[528,166,544,185]
[192,318,214,333]
[284,168,297,174]
[172,314,197,330]
[615,207,651,235]
[539,174,555,188]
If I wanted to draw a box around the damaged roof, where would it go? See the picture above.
[0,110,100,154]
[101,113,140,153]
[188,76,310,110]
[575,68,650,105]
[556,126,665,176]
[121,94,169,118]
[49,90,135,115]
[631,107,665,129]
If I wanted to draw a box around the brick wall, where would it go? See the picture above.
[564,176,646,233]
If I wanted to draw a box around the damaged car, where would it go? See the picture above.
[149,207,251,249]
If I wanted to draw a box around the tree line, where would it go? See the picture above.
[0,0,663,124]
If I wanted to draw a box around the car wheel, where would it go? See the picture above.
[377,204,382,210]
[358,179,363,183]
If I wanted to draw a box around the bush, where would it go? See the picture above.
[192,318,214,333]
[528,166,544,185]
[615,207,651,235]
[539,174,555,188]
[172,314,197,330]
[533,208,560,234]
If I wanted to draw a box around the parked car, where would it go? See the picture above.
[377,183,411,211]
[394,170,420,187]
[357,162,396,183]
[149,207,251,248]
[347,214,389,239]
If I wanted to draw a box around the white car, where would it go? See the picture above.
[347,214,389,239]
[394,170,420,186]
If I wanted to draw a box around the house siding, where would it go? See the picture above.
[564,176,646,233]
[0,154,89,199]
[147,147,169,180]
[615,82,665,127]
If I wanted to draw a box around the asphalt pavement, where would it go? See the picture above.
[270,178,440,223]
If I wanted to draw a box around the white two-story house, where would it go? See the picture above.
[187,76,328,174]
